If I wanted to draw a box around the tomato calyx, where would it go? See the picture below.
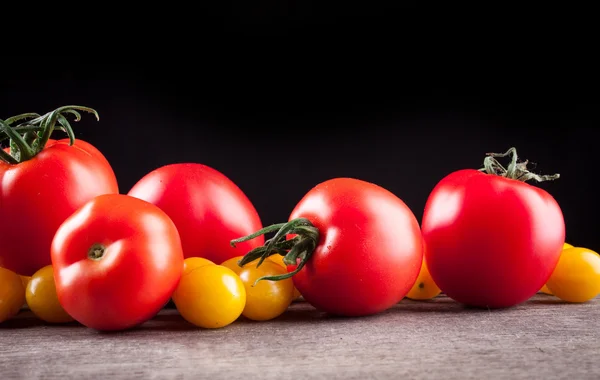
[230,217,320,285]
[0,105,99,164]
[88,243,106,261]
[478,147,560,183]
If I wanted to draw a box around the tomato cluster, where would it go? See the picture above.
[1,105,598,331]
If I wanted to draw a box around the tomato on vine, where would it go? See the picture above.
[231,177,423,317]
[421,148,565,309]
[0,106,119,276]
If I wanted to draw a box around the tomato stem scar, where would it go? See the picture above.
[478,147,560,183]
[0,106,99,164]
[230,218,320,285]
[88,243,106,261]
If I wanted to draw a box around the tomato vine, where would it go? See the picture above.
[0,105,99,164]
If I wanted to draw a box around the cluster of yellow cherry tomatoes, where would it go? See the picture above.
[1,242,599,327]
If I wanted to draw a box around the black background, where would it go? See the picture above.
[2,6,598,250]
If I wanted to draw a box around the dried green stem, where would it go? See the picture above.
[479,147,560,183]
[230,218,320,286]
[0,105,99,164]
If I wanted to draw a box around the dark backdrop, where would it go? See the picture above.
[1,7,598,250]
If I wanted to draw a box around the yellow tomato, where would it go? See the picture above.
[540,242,575,295]
[0,267,26,323]
[406,259,441,300]
[221,255,277,274]
[26,265,73,323]
[220,256,247,275]
[268,254,286,268]
[239,260,294,321]
[225,254,303,301]
[183,257,215,275]
[546,247,600,303]
[172,264,246,328]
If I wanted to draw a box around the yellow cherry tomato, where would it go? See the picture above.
[0,267,26,323]
[221,255,278,274]
[268,254,286,268]
[406,259,441,300]
[540,242,575,295]
[220,256,248,275]
[546,247,600,303]
[225,255,303,301]
[183,257,215,275]
[239,260,294,321]
[26,265,73,323]
[172,264,246,328]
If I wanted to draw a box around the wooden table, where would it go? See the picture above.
[1,294,598,379]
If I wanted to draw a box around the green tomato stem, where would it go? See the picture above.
[479,147,560,183]
[0,105,99,164]
[88,243,106,261]
[230,217,320,285]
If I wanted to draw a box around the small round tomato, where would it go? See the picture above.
[26,265,73,323]
[406,258,441,300]
[183,257,215,276]
[221,256,253,275]
[222,255,302,301]
[0,267,25,323]
[221,255,282,274]
[172,265,246,328]
[546,247,600,303]
[540,242,574,295]
[239,260,294,321]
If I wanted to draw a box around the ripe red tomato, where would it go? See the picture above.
[421,148,565,308]
[51,194,184,331]
[0,107,118,276]
[127,163,264,264]
[232,177,423,317]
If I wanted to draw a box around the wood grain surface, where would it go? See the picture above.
[1,294,599,379]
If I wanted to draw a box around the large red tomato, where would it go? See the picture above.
[51,194,184,331]
[127,163,264,264]
[421,148,565,308]
[232,177,423,317]
[0,107,119,276]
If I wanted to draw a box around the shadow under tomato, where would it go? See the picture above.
[526,298,573,305]
[0,311,81,329]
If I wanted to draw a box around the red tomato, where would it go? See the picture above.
[232,177,423,317]
[421,148,565,308]
[0,108,119,276]
[127,163,264,264]
[51,194,184,331]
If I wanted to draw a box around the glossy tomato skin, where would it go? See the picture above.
[0,138,119,276]
[287,178,423,317]
[421,169,565,308]
[51,194,184,331]
[127,163,264,264]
